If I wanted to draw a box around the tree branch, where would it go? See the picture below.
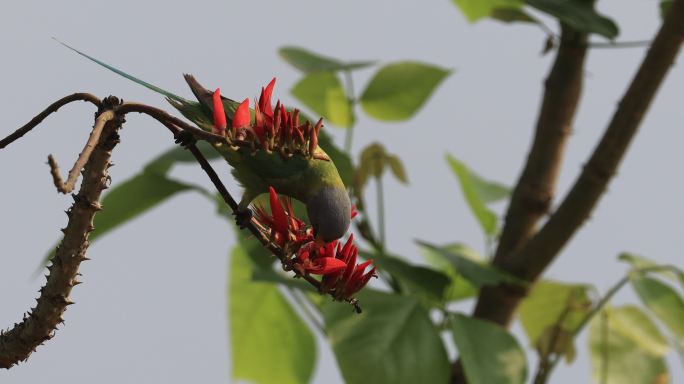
[474,21,589,326]
[0,96,123,368]
[453,1,684,382]
[0,93,100,149]
[509,0,684,282]
[47,110,115,193]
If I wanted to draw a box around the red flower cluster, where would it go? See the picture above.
[212,79,324,160]
[254,186,376,300]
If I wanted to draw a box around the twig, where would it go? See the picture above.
[0,96,123,368]
[47,110,115,193]
[0,93,100,150]
[117,102,227,144]
[588,40,651,49]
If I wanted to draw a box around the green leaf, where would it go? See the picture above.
[526,0,619,39]
[490,7,538,24]
[632,276,684,340]
[450,0,524,22]
[230,244,316,384]
[356,142,386,188]
[445,154,510,235]
[279,46,374,73]
[619,252,684,285]
[360,250,451,304]
[518,280,592,357]
[417,241,522,288]
[323,290,450,384]
[41,145,217,268]
[91,173,201,242]
[661,0,673,19]
[360,61,451,121]
[609,305,670,357]
[420,242,480,301]
[355,142,408,188]
[386,155,409,184]
[589,308,669,384]
[292,72,353,128]
[451,314,527,384]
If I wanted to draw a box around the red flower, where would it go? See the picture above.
[212,88,227,136]
[318,234,377,300]
[268,186,289,241]
[297,248,347,275]
[253,186,313,247]
[259,77,276,120]
[232,98,251,132]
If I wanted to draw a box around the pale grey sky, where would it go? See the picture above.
[1,0,682,383]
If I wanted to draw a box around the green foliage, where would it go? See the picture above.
[451,314,527,384]
[445,154,510,235]
[518,280,592,361]
[631,275,684,340]
[323,290,450,384]
[450,0,524,22]
[360,250,451,305]
[360,61,451,121]
[278,46,374,73]
[589,307,669,384]
[608,305,670,357]
[490,8,538,24]
[620,252,684,286]
[417,241,521,288]
[291,72,352,128]
[526,0,619,39]
[356,142,408,189]
[229,244,316,384]
[420,243,480,301]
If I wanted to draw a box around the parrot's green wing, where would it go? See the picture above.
[55,38,238,131]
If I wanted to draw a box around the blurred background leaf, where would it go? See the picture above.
[360,61,451,121]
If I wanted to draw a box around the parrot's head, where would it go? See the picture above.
[306,186,352,243]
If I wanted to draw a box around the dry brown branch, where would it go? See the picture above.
[47,110,115,193]
[0,93,100,149]
[0,96,124,368]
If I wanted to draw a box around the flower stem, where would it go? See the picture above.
[343,70,356,154]
[376,175,386,247]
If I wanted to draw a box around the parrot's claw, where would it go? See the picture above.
[174,130,196,148]
[234,208,253,229]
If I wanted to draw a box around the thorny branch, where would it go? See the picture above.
[48,110,115,193]
[0,95,124,368]
[0,94,361,368]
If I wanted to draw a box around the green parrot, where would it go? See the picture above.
[59,41,351,243]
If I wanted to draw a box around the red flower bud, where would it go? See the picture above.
[212,88,227,136]
[259,77,276,119]
[268,186,289,241]
[232,98,251,132]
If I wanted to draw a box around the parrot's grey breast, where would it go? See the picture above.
[306,187,351,242]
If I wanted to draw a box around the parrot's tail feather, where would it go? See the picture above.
[54,37,189,103]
